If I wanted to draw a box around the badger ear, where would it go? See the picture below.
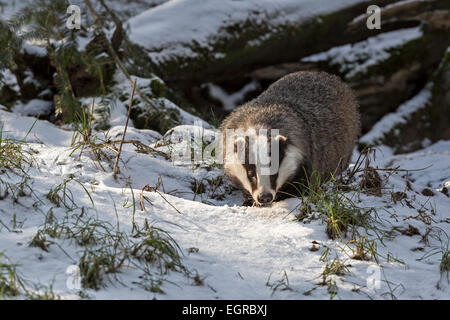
[275,135,287,144]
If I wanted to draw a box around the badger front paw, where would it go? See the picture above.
[242,193,255,207]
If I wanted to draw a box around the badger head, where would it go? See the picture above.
[224,128,303,206]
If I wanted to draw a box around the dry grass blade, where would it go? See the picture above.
[140,185,153,211]
[141,184,182,214]
[110,140,169,160]
[113,78,137,175]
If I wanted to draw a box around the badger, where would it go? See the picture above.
[220,71,360,206]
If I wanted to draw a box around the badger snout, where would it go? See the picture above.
[257,192,273,204]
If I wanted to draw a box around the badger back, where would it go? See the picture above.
[251,71,360,179]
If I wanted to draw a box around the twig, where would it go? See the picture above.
[113,78,137,175]
[139,187,153,212]
[88,98,107,171]
[89,140,106,172]
[87,97,95,141]
[109,139,170,160]
[77,97,95,160]
[141,184,182,214]
[209,176,223,198]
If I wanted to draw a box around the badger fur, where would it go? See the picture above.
[220,71,360,206]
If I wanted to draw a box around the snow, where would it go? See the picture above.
[384,140,450,189]
[21,42,47,57]
[302,27,423,78]
[0,69,19,92]
[12,99,53,117]
[127,0,368,63]
[360,83,433,145]
[206,81,260,111]
[1,107,450,300]
[105,0,171,20]
[0,109,72,146]
[0,0,32,20]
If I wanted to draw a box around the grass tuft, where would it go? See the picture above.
[440,251,450,274]
[29,230,52,252]
[0,252,21,298]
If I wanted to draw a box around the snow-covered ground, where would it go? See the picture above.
[1,100,450,299]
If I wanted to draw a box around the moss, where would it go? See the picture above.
[0,84,18,108]
[130,98,181,134]
[432,48,450,85]
[118,92,129,102]
[149,79,166,98]
[353,38,424,81]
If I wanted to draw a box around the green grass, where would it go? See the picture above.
[292,150,394,254]
[0,123,39,205]
[131,225,184,274]
[11,139,189,294]
[0,121,36,172]
[0,252,21,298]
[45,176,94,210]
[75,221,186,290]
[0,252,59,299]
[29,230,52,252]
[33,207,187,291]
[0,137,27,171]
[25,283,59,300]
[78,244,127,290]
[320,258,349,280]
[318,258,349,299]
[291,172,381,241]
[266,270,292,296]
[348,236,377,261]
[440,251,450,276]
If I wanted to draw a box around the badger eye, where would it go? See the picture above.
[247,170,256,178]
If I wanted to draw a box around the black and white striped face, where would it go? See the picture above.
[225,130,303,206]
